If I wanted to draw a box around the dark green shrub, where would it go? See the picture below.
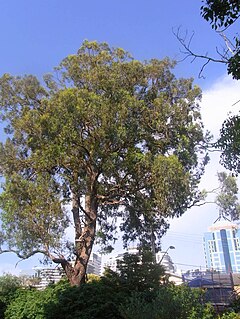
[45,280,124,319]
[5,279,124,319]
[0,274,22,319]
[119,285,215,319]
[3,253,220,319]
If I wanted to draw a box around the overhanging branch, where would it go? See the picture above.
[173,27,228,79]
[187,200,216,208]
[0,248,46,260]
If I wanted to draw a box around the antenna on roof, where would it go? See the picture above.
[214,212,231,224]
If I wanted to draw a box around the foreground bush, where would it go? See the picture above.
[4,278,217,319]
[4,281,66,319]
[2,253,239,319]
[5,279,124,319]
[119,286,215,319]
[0,274,22,319]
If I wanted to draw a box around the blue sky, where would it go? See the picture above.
[0,1,226,83]
[0,0,239,274]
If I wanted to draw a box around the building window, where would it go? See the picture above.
[234,238,240,251]
[208,240,217,252]
[233,230,240,250]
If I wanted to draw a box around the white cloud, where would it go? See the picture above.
[201,74,240,140]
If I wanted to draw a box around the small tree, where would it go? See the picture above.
[103,250,165,293]
[215,171,240,221]
[216,114,240,174]
[0,41,209,286]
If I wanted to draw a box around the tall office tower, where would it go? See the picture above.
[204,220,240,273]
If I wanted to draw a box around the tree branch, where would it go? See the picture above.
[187,200,216,209]
[173,27,228,78]
[0,248,46,260]
[43,244,68,265]
[100,199,126,206]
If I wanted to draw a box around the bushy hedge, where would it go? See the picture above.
[3,277,216,319]
[4,279,124,319]
[3,277,240,319]
[1,253,239,319]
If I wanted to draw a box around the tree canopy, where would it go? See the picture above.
[201,0,240,30]
[0,41,209,286]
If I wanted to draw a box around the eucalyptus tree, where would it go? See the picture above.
[0,41,209,286]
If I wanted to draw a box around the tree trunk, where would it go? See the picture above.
[64,189,97,286]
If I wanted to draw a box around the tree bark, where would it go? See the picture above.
[64,181,98,286]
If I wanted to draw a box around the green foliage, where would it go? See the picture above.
[200,2,240,173]
[215,172,240,220]
[217,115,240,173]
[0,274,21,304]
[4,276,217,319]
[0,173,69,258]
[86,273,101,283]
[0,41,209,284]
[201,0,240,79]
[5,280,124,319]
[119,286,215,319]
[119,292,155,319]
[219,312,240,319]
[2,262,237,319]
[0,274,21,319]
[201,0,240,30]
[228,39,240,80]
[45,281,123,319]
[5,288,46,319]
[103,250,165,293]
[4,280,69,319]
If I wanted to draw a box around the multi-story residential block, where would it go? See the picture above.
[35,267,65,289]
[204,220,240,273]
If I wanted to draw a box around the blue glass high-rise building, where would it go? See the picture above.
[204,221,240,273]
